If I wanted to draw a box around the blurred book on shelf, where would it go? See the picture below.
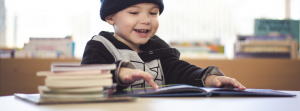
[254,19,300,50]
[0,48,15,58]
[170,40,227,59]
[235,34,298,59]
[13,35,75,59]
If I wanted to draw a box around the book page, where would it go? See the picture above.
[157,85,196,92]
[126,85,207,95]
[198,87,228,93]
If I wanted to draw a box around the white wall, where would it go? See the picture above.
[0,0,5,47]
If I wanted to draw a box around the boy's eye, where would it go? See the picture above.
[129,12,138,15]
[150,12,158,15]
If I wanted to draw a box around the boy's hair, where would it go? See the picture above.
[100,0,164,21]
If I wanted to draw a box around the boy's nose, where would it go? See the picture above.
[139,15,150,25]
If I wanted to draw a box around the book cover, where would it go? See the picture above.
[14,93,136,105]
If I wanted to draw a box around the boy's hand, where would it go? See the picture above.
[119,67,159,90]
[205,75,246,90]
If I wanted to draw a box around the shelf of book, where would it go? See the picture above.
[235,35,299,59]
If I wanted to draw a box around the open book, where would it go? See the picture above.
[114,84,296,97]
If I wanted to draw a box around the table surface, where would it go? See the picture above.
[0,91,299,111]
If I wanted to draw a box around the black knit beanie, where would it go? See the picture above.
[100,0,164,21]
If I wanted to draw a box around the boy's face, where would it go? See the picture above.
[106,3,159,48]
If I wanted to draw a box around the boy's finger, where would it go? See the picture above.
[216,76,246,90]
[129,72,158,89]
[220,77,238,87]
[131,72,144,81]
[226,78,246,90]
[218,77,240,88]
[230,79,239,87]
[145,78,159,90]
[123,76,132,83]
[139,72,158,89]
[237,81,246,90]
[232,80,246,90]
[212,78,222,87]
[215,81,222,87]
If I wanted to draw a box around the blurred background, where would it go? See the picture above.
[0,0,299,59]
[1,0,300,96]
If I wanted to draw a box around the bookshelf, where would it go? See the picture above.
[1,58,300,96]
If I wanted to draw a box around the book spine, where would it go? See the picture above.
[238,35,293,41]
[46,74,112,79]
[51,65,116,72]
[37,70,111,76]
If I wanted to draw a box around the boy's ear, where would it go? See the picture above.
[105,15,115,25]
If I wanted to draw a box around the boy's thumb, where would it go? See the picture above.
[215,80,222,87]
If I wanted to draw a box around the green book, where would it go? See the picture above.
[254,19,300,50]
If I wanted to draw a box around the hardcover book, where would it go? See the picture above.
[37,70,110,76]
[14,93,136,105]
[51,64,116,72]
[38,86,105,94]
[45,78,113,88]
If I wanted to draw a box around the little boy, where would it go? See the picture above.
[81,0,246,91]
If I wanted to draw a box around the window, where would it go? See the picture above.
[2,0,296,58]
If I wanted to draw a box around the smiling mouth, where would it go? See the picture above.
[134,29,150,33]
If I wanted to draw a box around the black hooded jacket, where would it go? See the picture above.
[81,31,224,91]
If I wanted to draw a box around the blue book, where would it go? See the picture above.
[237,35,293,41]
[114,84,296,97]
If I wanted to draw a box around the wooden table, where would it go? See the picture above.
[0,91,299,111]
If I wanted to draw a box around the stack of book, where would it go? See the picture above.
[37,63,116,99]
[235,34,298,59]
[254,19,300,50]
